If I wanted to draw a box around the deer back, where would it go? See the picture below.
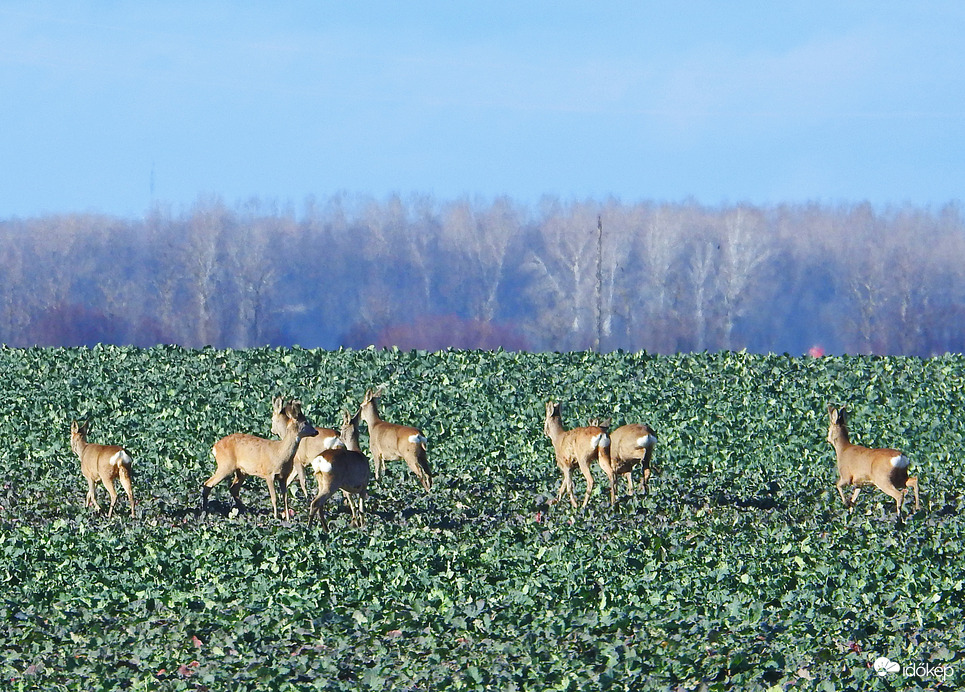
[827,405,908,485]
[71,421,130,479]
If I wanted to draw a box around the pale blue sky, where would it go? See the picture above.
[2,1,963,218]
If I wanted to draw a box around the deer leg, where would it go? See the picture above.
[228,472,247,512]
[118,468,135,518]
[905,476,921,511]
[280,474,291,520]
[86,477,101,512]
[639,467,652,495]
[201,465,237,513]
[836,478,851,507]
[849,486,861,509]
[879,485,907,516]
[287,463,308,500]
[101,473,119,519]
[308,492,330,530]
[556,465,575,507]
[264,474,281,520]
[622,471,634,496]
[605,468,617,506]
[414,452,433,492]
[578,458,594,509]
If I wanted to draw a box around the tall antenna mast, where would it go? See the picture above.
[595,215,603,352]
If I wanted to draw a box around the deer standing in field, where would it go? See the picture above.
[308,408,370,530]
[359,388,432,492]
[70,420,135,518]
[270,398,345,500]
[826,404,921,517]
[544,400,611,509]
[599,422,658,505]
[201,398,317,519]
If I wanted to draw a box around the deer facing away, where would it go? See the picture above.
[544,400,611,509]
[359,388,432,492]
[201,397,317,519]
[270,400,344,500]
[826,404,920,517]
[70,420,135,518]
[308,408,370,530]
[600,422,657,505]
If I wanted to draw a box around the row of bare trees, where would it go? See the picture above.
[1,195,963,355]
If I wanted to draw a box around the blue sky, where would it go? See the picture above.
[2,2,963,218]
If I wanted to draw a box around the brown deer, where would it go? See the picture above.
[270,397,345,500]
[359,388,432,491]
[544,400,611,509]
[826,404,921,517]
[600,422,657,504]
[201,398,317,519]
[70,421,135,518]
[308,408,370,530]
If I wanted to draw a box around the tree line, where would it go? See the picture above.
[1,194,963,356]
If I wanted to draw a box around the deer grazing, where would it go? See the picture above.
[270,399,345,500]
[544,400,611,509]
[201,397,317,519]
[70,421,135,518]
[359,388,432,492]
[826,404,921,517]
[308,408,370,530]
[598,422,657,505]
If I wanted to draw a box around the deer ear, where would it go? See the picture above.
[273,396,285,413]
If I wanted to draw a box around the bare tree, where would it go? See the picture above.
[716,206,774,350]
[522,199,601,350]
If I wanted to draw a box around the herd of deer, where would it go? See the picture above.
[69,391,923,527]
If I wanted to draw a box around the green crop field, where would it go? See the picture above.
[1,346,962,691]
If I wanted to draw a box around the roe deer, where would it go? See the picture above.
[544,401,610,509]
[600,422,657,504]
[70,421,135,518]
[270,397,344,499]
[201,398,317,519]
[308,408,370,530]
[826,404,921,517]
[360,388,432,491]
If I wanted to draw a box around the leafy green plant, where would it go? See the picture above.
[0,347,962,690]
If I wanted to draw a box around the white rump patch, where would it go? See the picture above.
[409,434,427,445]
[891,454,910,469]
[110,451,131,467]
[311,456,333,474]
[636,434,656,449]
[323,436,345,450]
[591,433,610,448]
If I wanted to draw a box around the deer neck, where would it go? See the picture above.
[360,402,382,430]
[276,424,304,465]
[544,416,564,444]
[343,426,361,453]
[70,434,87,457]
[829,425,853,454]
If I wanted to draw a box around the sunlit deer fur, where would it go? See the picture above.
[270,397,344,499]
[308,408,370,530]
[70,421,135,519]
[201,398,317,519]
[599,422,657,504]
[544,400,611,509]
[826,404,921,517]
[359,388,432,492]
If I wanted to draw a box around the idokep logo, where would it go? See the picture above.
[873,656,956,682]
[873,657,900,677]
